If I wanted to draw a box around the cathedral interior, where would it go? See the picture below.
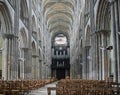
[0,0,120,95]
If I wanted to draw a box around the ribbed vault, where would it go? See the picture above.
[43,0,74,37]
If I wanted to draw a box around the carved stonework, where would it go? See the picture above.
[8,0,16,9]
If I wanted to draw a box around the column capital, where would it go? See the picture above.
[4,33,18,39]
[21,47,30,51]
[95,29,110,35]
[4,34,14,39]
[32,54,39,58]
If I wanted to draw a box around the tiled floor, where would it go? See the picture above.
[28,82,57,95]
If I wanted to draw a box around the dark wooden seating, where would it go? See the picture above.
[0,79,56,95]
[55,79,120,95]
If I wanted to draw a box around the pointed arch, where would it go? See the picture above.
[0,1,12,34]
[96,0,110,30]
[0,1,13,79]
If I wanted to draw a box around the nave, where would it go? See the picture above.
[0,0,120,95]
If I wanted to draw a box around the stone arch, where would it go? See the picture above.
[43,0,75,10]
[95,0,111,80]
[0,1,13,79]
[18,28,28,79]
[45,4,73,23]
[95,0,111,52]
[0,1,12,34]
[96,0,110,30]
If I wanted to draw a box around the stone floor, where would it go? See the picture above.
[28,82,57,95]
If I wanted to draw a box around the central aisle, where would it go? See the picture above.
[29,82,57,95]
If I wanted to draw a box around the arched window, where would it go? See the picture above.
[54,34,67,46]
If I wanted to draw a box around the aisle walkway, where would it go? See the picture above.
[28,82,57,95]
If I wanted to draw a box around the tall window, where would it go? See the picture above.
[54,34,67,45]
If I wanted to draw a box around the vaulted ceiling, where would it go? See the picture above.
[43,0,75,37]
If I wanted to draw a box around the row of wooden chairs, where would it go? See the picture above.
[0,79,56,95]
[56,79,120,95]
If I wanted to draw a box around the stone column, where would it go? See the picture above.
[89,0,95,80]
[39,59,42,79]
[94,34,98,80]
[114,0,120,82]
[3,34,14,80]
[97,33,100,80]
[70,63,73,78]
[11,36,18,80]
[7,38,11,80]
[36,55,39,79]
[13,0,20,80]
[32,54,38,79]
[82,47,87,79]
[2,37,8,80]
[92,34,95,80]
[109,0,118,82]
[10,37,14,79]
[22,48,30,79]
[20,58,24,79]
[101,33,105,80]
